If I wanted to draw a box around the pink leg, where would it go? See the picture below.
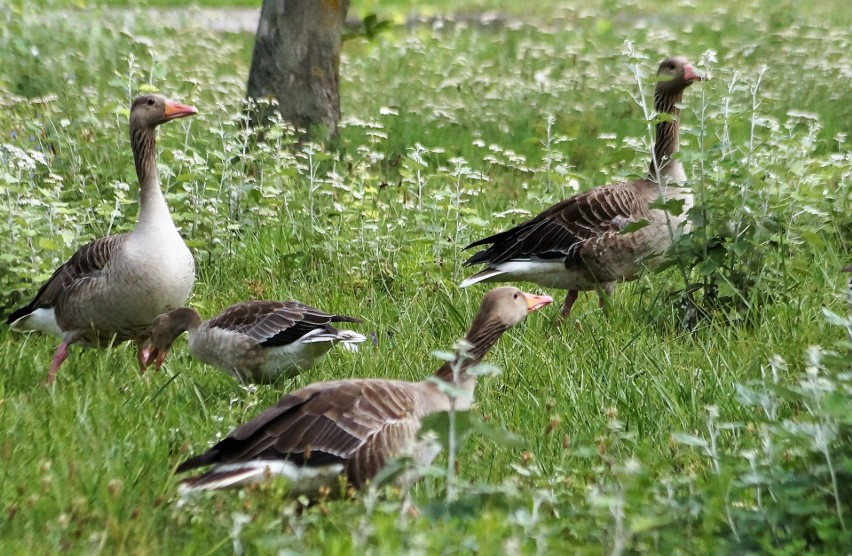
[137,344,152,375]
[46,341,70,385]
[556,290,579,326]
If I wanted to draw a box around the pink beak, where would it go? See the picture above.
[523,293,554,312]
[140,345,169,373]
[162,99,198,121]
[683,64,704,82]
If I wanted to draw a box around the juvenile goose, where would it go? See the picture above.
[461,56,704,320]
[145,301,367,384]
[6,94,197,384]
[174,287,552,493]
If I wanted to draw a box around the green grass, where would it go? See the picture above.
[2,0,851,553]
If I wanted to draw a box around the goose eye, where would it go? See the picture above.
[146,98,155,106]
[513,293,519,299]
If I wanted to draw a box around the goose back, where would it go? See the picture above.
[177,378,443,490]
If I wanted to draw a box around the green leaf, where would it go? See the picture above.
[730,240,751,256]
[419,411,476,447]
[402,155,427,170]
[650,111,676,123]
[466,362,502,377]
[697,258,719,276]
[469,416,524,449]
[370,456,413,488]
[649,197,686,216]
[430,350,456,362]
[419,411,523,450]
[37,237,59,250]
[247,188,262,204]
[630,515,673,534]
[620,219,650,234]
[425,377,470,400]
[671,433,708,448]
[59,229,77,247]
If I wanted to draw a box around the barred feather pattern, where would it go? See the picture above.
[176,378,443,489]
[649,88,684,180]
[152,301,365,383]
[461,57,700,303]
[131,127,158,188]
[205,301,362,348]
[7,234,127,334]
[174,288,535,494]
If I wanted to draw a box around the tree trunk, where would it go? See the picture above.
[246,0,349,139]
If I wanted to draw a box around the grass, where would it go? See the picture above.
[1,0,851,553]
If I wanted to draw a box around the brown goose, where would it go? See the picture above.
[144,301,367,384]
[6,94,197,384]
[460,56,703,320]
[174,287,552,493]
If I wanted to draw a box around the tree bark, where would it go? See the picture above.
[246,0,349,139]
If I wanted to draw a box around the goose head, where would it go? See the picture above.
[655,56,703,94]
[130,94,198,130]
[470,286,553,333]
[143,307,202,370]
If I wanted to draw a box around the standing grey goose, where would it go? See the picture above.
[6,94,197,384]
[174,287,552,493]
[460,56,704,320]
[144,301,367,384]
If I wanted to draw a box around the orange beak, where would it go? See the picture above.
[683,64,704,82]
[523,292,554,312]
[162,99,198,121]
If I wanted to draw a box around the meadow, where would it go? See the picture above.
[1,0,851,553]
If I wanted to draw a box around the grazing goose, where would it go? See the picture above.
[174,287,552,493]
[6,94,197,384]
[145,301,367,384]
[461,56,704,320]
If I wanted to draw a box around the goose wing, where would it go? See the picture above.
[176,379,423,487]
[205,301,362,348]
[7,234,126,324]
[464,181,652,266]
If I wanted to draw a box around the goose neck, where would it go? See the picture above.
[649,89,685,182]
[131,126,173,229]
[433,319,508,386]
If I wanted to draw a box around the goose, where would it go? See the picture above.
[173,287,552,493]
[460,56,704,321]
[6,94,197,384]
[144,301,367,384]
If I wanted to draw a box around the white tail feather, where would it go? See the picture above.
[459,269,506,288]
[301,330,366,352]
[177,460,344,494]
[9,307,63,337]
